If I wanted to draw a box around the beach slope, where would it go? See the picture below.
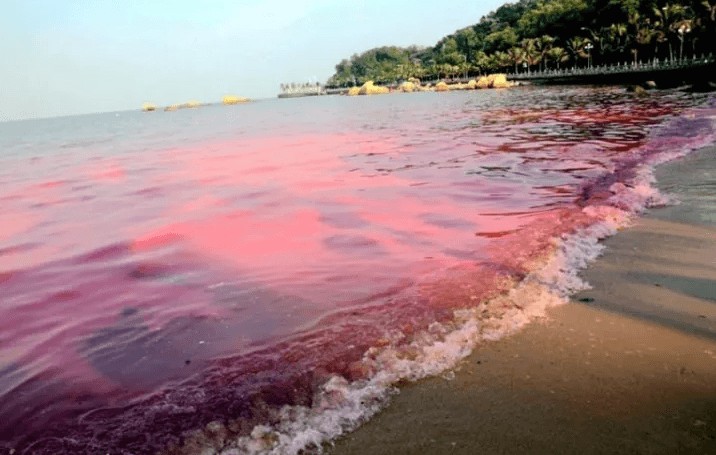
[329,146,716,454]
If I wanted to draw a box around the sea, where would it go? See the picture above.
[1,86,715,454]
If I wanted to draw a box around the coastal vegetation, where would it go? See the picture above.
[327,0,716,87]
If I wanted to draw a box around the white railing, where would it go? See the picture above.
[508,55,715,80]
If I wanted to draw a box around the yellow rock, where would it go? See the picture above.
[435,81,450,92]
[476,76,490,89]
[164,104,180,112]
[185,100,201,108]
[408,77,421,85]
[142,103,157,112]
[467,80,477,89]
[347,86,361,96]
[357,81,389,95]
[399,81,416,92]
[491,74,510,88]
[222,95,249,105]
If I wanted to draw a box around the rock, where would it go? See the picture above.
[435,81,450,92]
[476,76,490,89]
[222,95,249,105]
[347,86,361,96]
[491,74,510,88]
[357,80,389,95]
[399,81,417,92]
[164,101,203,111]
[627,85,648,95]
[141,103,157,112]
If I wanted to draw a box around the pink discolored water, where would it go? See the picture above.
[0,87,714,453]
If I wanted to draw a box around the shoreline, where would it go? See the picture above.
[328,145,716,454]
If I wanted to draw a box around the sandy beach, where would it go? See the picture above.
[329,146,716,454]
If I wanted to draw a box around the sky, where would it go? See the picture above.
[1,0,505,121]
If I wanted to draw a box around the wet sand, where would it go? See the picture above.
[329,146,716,454]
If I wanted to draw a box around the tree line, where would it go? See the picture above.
[326,0,716,87]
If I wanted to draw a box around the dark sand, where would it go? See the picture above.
[329,147,716,454]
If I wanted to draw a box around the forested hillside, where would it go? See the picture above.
[327,0,716,87]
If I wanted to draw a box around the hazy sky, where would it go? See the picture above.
[1,0,505,121]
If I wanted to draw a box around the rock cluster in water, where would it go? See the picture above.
[141,96,251,112]
[222,95,250,105]
[347,75,514,96]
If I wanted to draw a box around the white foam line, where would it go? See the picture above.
[212,214,633,454]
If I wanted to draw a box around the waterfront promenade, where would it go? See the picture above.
[508,56,715,86]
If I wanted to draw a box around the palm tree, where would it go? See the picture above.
[490,51,512,73]
[472,51,490,75]
[628,11,657,64]
[633,21,656,64]
[507,47,525,74]
[535,35,555,71]
[607,23,630,59]
[654,4,686,61]
[458,60,471,79]
[410,62,427,81]
[546,46,569,69]
[579,26,607,59]
[521,38,541,72]
[673,19,694,60]
[567,37,592,68]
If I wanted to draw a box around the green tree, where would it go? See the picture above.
[491,51,513,72]
[608,23,630,55]
[535,35,555,71]
[472,51,491,75]
[507,47,526,73]
[632,17,656,64]
[518,0,592,37]
[484,27,519,54]
[654,4,687,61]
[547,46,570,69]
[567,36,592,67]
[521,38,542,72]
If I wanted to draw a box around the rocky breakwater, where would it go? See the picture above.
[346,75,514,96]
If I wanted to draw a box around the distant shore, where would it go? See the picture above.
[279,59,716,99]
[329,144,716,454]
